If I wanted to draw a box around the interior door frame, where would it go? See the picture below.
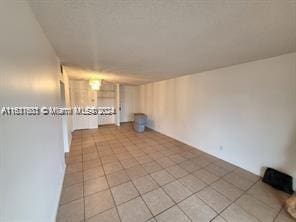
[59,80,69,153]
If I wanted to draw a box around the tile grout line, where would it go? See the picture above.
[157,182,194,222]
[82,132,89,222]
[129,176,158,221]
[64,147,249,218]
[62,124,283,222]
[134,147,257,221]
[94,136,123,222]
[216,178,263,222]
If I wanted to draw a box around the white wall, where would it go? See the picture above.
[120,85,138,122]
[60,70,72,152]
[138,53,296,190]
[0,1,65,221]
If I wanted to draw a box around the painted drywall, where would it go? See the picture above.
[61,70,72,152]
[120,85,138,122]
[0,1,65,222]
[138,53,296,190]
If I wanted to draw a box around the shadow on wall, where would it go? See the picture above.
[147,117,155,129]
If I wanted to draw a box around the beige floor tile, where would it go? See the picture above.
[132,175,159,194]
[156,206,191,222]
[85,190,115,219]
[221,204,259,222]
[211,179,243,201]
[142,161,163,173]
[151,170,175,186]
[126,164,147,179]
[274,209,296,222]
[106,170,130,187]
[117,197,153,222]
[247,181,289,211]
[84,176,109,196]
[178,195,217,222]
[180,151,197,159]
[67,154,82,164]
[136,155,154,164]
[71,144,81,150]
[63,171,83,187]
[178,160,202,172]
[224,172,255,190]
[236,194,278,222]
[203,154,220,163]
[56,198,84,222]
[234,168,260,182]
[166,165,188,179]
[169,154,186,164]
[149,151,165,160]
[85,208,120,222]
[142,188,174,216]
[66,162,83,174]
[193,169,219,185]
[101,155,118,165]
[82,146,96,154]
[120,158,139,169]
[101,149,116,156]
[67,151,80,158]
[83,159,101,170]
[111,181,139,205]
[156,157,175,168]
[116,152,133,161]
[83,152,99,161]
[191,156,211,167]
[60,183,83,205]
[212,215,227,222]
[83,166,104,181]
[178,174,207,192]
[103,162,123,174]
[214,160,237,172]
[197,186,231,213]
[59,124,288,222]
[205,163,231,177]
[131,151,146,158]
[163,180,192,202]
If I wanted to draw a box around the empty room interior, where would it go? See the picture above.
[1,0,296,222]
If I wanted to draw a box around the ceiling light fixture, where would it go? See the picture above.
[89,79,101,90]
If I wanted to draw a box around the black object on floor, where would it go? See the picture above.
[262,168,294,194]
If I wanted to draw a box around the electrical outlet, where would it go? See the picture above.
[219,145,224,151]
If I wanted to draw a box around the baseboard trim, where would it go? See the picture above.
[145,125,263,181]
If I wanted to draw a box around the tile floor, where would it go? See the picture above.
[57,123,294,222]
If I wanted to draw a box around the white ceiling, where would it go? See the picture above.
[28,0,296,85]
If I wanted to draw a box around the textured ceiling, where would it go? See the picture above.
[28,0,296,85]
